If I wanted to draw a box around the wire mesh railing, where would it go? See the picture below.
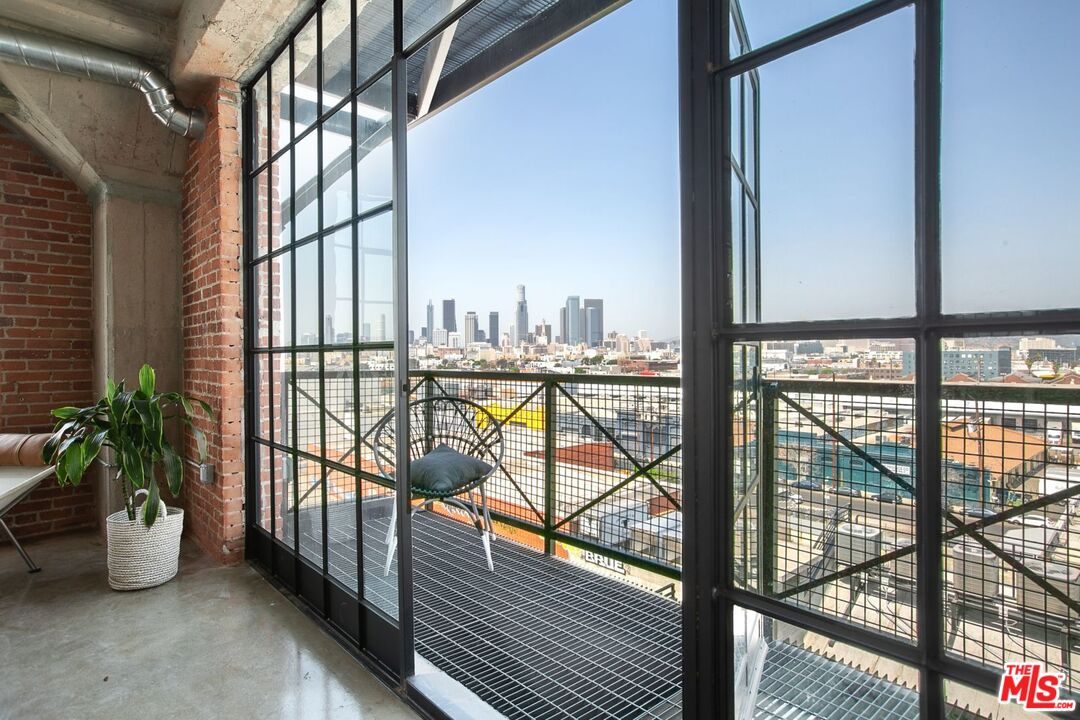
[746,378,1080,695]
[414,371,683,578]
[273,368,684,579]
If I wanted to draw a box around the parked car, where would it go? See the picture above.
[777,489,802,507]
[874,491,899,504]
[793,480,823,491]
[832,486,859,497]
[963,505,997,519]
[1010,513,1048,528]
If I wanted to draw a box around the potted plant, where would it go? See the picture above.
[44,364,212,590]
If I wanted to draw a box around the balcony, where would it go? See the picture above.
[270,369,1080,717]
[276,370,685,718]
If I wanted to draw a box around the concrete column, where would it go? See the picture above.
[90,187,184,524]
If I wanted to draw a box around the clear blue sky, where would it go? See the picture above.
[745,0,1079,321]
[295,0,1080,341]
[407,0,681,340]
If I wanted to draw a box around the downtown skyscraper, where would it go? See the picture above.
[564,295,581,345]
[489,311,499,348]
[442,299,457,333]
[583,298,604,347]
[514,285,529,346]
[425,300,434,341]
[464,311,478,344]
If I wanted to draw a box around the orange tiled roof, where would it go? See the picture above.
[940,421,1045,476]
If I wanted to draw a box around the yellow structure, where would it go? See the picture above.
[479,403,546,432]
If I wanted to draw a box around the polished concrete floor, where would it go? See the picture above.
[0,532,419,720]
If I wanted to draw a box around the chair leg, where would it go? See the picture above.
[384,523,397,577]
[383,500,397,577]
[481,530,493,573]
[384,498,397,545]
[468,490,495,572]
[1,518,40,573]
[479,483,496,542]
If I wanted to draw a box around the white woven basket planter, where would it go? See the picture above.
[106,505,184,591]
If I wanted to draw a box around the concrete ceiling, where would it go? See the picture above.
[0,0,176,64]
[0,0,312,91]
[117,0,188,19]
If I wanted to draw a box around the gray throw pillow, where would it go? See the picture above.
[410,443,493,495]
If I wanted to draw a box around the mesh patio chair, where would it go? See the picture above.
[373,396,505,574]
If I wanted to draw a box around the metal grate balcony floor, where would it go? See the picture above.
[295,505,683,720]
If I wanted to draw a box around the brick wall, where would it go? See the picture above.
[180,79,246,564]
[0,123,96,540]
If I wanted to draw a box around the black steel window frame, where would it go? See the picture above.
[241,0,411,686]
[679,0,1080,717]
[240,0,530,702]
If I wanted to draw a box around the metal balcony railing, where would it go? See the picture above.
[750,377,1080,693]
[281,368,683,580]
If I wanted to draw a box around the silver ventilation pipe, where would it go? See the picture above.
[0,26,206,138]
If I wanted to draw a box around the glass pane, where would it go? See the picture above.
[274,448,296,543]
[733,344,759,591]
[294,131,319,240]
[358,350,396,616]
[295,241,319,345]
[254,352,272,441]
[747,8,915,322]
[731,171,744,323]
[731,74,743,169]
[323,227,353,345]
[298,465,325,565]
[744,75,757,190]
[323,352,354,466]
[358,210,393,341]
[736,0,876,56]
[754,338,918,642]
[293,15,319,134]
[253,71,268,168]
[321,0,352,113]
[254,260,270,347]
[322,107,353,228]
[941,0,1080,315]
[356,73,393,212]
[296,350,323,565]
[254,167,269,259]
[271,149,291,251]
[356,0,392,85]
[270,50,290,154]
[941,334,1080,702]
[736,604,921,719]
[272,353,292,448]
[296,351,322,455]
[273,251,292,347]
[745,195,758,323]
[254,445,272,532]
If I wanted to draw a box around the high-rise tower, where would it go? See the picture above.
[514,285,529,346]
[489,312,499,348]
[442,299,457,333]
[565,296,581,345]
[464,311,478,344]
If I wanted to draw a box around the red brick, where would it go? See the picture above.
[0,125,95,546]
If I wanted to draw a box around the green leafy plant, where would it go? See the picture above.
[44,364,213,526]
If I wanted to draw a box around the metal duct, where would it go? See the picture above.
[0,27,206,138]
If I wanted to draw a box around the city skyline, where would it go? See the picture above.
[420,285,618,347]
[406,0,680,340]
